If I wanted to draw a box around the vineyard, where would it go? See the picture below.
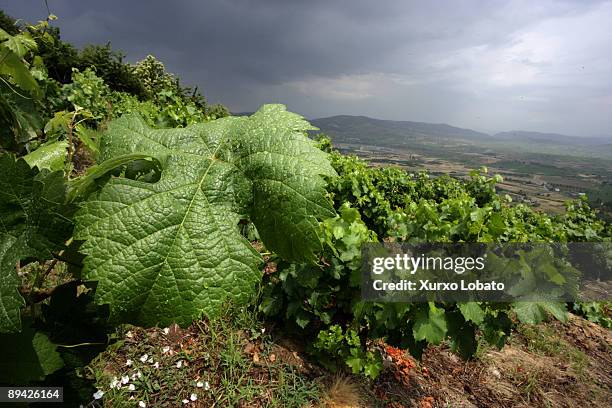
[1,11,611,408]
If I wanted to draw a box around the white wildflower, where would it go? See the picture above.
[125,359,133,367]
[138,401,146,408]
[153,361,159,369]
[196,381,204,388]
[182,399,189,404]
[163,327,170,335]
[93,390,104,400]
[139,354,148,363]
[128,384,136,391]
[190,393,197,401]
[204,381,210,391]
[176,360,183,368]
[147,356,153,364]
[162,346,170,354]
[131,370,142,381]
[126,331,133,338]
[121,375,129,384]
[109,377,119,388]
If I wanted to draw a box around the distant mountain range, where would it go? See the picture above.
[232,111,611,158]
[310,115,612,159]
[493,131,608,147]
[311,115,490,145]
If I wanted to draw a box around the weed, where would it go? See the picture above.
[87,305,321,407]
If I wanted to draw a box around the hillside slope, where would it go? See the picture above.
[313,115,612,159]
[311,115,490,147]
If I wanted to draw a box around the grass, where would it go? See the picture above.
[320,375,362,408]
[517,324,589,378]
[83,300,609,408]
[86,305,322,407]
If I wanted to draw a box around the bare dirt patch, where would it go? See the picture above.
[366,314,611,408]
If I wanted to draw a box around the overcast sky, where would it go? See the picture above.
[2,0,611,137]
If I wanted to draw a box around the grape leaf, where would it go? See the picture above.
[513,301,568,324]
[74,105,336,326]
[413,303,447,344]
[0,45,39,93]
[458,302,485,325]
[0,233,30,332]
[446,310,478,359]
[0,28,37,58]
[0,155,73,332]
[0,78,42,147]
[23,140,68,171]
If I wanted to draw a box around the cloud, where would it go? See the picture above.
[2,0,611,136]
[288,73,417,101]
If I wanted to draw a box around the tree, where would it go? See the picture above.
[77,44,145,97]
[0,10,19,36]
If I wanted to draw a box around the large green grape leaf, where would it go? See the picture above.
[74,104,336,326]
[0,155,73,333]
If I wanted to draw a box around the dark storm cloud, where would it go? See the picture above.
[2,0,611,136]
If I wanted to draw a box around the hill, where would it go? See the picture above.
[312,115,612,216]
[313,115,612,160]
[311,115,491,148]
[493,130,608,146]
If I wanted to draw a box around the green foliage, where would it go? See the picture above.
[412,302,448,344]
[1,15,225,159]
[260,203,375,330]
[0,28,37,61]
[132,54,175,98]
[313,325,382,379]
[77,44,145,97]
[0,77,42,149]
[107,90,161,125]
[108,78,213,128]
[263,149,610,377]
[61,68,110,119]
[31,26,78,84]
[153,87,207,127]
[131,54,231,126]
[0,320,64,384]
[0,10,20,36]
[512,301,569,324]
[207,103,230,119]
[0,26,42,149]
[0,155,74,332]
[1,10,610,390]
[572,302,611,328]
[74,105,336,326]
[22,139,68,171]
[325,153,396,236]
